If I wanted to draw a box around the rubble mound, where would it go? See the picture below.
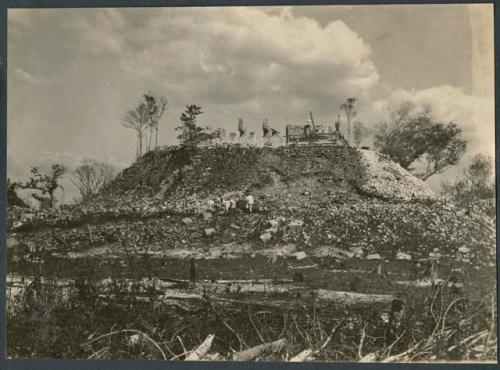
[9,144,492,268]
[7,197,495,269]
[8,145,439,234]
[104,144,434,202]
[358,149,435,200]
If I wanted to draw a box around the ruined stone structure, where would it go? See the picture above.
[199,118,347,147]
[199,118,284,147]
[238,118,246,137]
[286,122,348,146]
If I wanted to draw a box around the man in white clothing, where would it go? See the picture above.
[245,193,254,213]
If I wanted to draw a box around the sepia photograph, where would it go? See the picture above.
[5,3,496,363]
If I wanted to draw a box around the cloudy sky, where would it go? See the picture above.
[7,4,494,202]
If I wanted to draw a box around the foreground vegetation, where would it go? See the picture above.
[7,270,496,361]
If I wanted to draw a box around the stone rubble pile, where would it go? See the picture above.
[358,149,435,200]
[7,192,495,270]
[7,145,495,270]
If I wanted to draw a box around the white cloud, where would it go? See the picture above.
[67,9,126,54]
[55,7,492,160]
[119,7,380,115]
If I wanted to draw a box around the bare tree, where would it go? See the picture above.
[123,100,150,160]
[340,97,358,146]
[123,94,168,158]
[144,93,168,151]
[353,120,367,148]
[70,159,116,201]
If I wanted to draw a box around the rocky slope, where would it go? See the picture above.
[6,144,494,270]
[358,149,435,200]
[106,144,435,201]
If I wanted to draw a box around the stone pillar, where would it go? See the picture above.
[238,118,246,137]
[262,118,269,137]
[249,132,256,146]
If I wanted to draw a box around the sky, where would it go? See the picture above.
[7,4,495,203]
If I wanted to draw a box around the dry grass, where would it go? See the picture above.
[7,273,496,362]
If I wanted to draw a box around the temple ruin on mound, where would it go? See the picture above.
[199,117,349,147]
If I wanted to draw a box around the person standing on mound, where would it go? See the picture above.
[245,193,254,213]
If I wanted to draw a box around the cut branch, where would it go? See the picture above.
[185,334,215,361]
[232,339,285,361]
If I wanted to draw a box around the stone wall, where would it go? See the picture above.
[200,120,349,148]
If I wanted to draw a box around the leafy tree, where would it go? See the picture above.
[420,123,467,180]
[340,97,357,146]
[70,159,116,201]
[441,153,494,212]
[461,154,495,201]
[23,164,66,208]
[374,102,425,169]
[7,178,29,208]
[374,102,466,180]
[175,105,205,148]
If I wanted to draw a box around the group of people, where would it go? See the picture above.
[206,191,255,213]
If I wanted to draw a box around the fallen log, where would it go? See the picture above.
[188,282,395,305]
[9,272,396,309]
[288,264,319,270]
[213,279,295,284]
[232,339,285,361]
[315,289,395,304]
[106,286,396,308]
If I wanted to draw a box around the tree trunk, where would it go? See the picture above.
[148,128,153,152]
[421,172,435,181]
[155,126,159,149]
[347,113,351,146]
[49,190,55,208]
[136,135,140,160]
[138,131,143,160]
